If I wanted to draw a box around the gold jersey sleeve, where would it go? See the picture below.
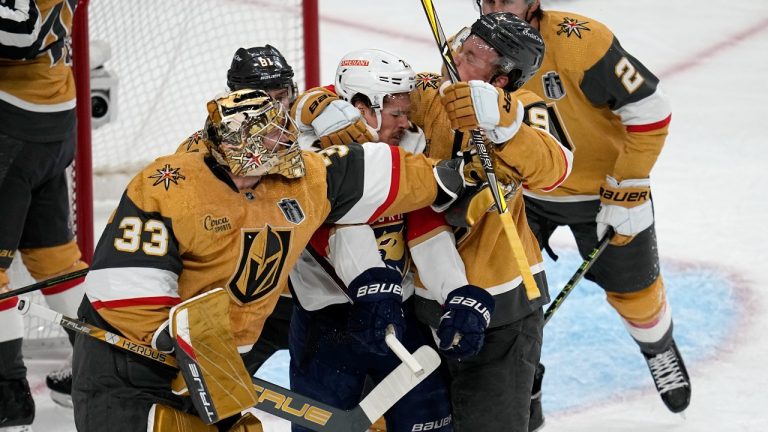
[522,11,671,197]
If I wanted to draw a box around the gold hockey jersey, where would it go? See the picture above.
[408,73,573,325]
[522,10,672,200]
[0,0,78,141]
[83,140,441,349]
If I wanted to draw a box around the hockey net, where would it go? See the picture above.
[17,0,319,352]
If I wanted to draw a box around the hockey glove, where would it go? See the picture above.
[291,87,375,148]
[347,267,405,356]
[440,80,524,143]
[432,157,469,213]
[596,175,654,246]
[437,285,495,360]
[444,181,516,227]
[461,149,521,186]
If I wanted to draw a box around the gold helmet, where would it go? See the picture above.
[204,89,304,178]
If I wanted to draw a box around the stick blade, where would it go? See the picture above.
[358,345,441,423]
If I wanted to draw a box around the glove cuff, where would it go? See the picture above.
[600,175,651,208]
[347,267,403,303]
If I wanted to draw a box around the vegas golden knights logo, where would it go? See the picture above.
[228,225,292,304]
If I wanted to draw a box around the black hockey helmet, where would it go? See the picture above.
[227,45,298,102]
[470,12,544,91]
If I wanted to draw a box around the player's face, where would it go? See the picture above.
[374,93,411,146]
[266,87,292,111]
[480,0,532,19]
[455,35,500,82]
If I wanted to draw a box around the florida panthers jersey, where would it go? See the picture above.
[0,0,78,141]
[408,73,572,325]
[82,140,440,350]
[522,10,671,200]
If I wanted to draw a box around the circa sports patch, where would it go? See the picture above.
[556,17,591,38]
[542,71,566,100]
[148,164,186,190]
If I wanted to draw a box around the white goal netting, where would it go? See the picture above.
[88,0,311,197]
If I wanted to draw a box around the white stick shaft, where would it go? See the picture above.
[385,325,424,376]
[16,298,63,324]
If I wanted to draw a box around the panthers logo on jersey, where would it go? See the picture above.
[228,225,293,304]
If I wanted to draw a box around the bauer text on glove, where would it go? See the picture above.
[347,267,406,356]
[596,176,654,246]
[437,285,495,360]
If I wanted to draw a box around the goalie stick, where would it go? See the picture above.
[16,298,440,432]
[419,0,540,301]
[543,228,614,325]
[0,267,89,302]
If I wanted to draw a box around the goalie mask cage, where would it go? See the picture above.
[20,0,319,349]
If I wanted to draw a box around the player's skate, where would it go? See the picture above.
[528,363,545,432]
[0,378,35,431]
[45,355,72,408]
[642,339,691,413]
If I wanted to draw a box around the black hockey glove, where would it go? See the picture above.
[347,267,405,356]
[437,285,495,360]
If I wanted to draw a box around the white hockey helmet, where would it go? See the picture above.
[335,49,415,130]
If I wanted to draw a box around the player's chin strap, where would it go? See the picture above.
[16,298,440,432]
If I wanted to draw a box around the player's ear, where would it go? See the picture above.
[353,100,370,117]
[527,0,541,20]
[491,74,509,89]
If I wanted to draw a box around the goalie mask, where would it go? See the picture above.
[204,89,304,179]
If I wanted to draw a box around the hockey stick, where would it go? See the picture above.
[386,324,425,376]
[543,228,614,325]
[0,267,89,302]
[419,0,540,300]
[16,299,440,432]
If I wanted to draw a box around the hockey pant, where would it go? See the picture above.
[289,300,452,432]
[444,308,543,432]
[524,196,673,351]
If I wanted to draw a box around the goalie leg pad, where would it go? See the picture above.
[148,404,217,432]
[170,288,258,424]
[227,412,264,432]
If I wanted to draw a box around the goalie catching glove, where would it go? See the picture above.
[291,87,375,148]
[347,267,405,356]
[440,80,524,143]
[437,285,495,360]
[596,175,654,246]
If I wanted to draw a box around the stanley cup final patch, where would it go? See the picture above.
[542,71,565,100]
[278,198,305,224]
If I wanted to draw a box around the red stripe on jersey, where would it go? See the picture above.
[0,297,19,311]
[309,225,332,258]
[175,334,198,361]
[626,114,671,133]
[41,277,85,295]
[406,207,447,242]
[539,145,571,192]
[91,296,181,310]
[324,84,336,94]
[367,145,401,223]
